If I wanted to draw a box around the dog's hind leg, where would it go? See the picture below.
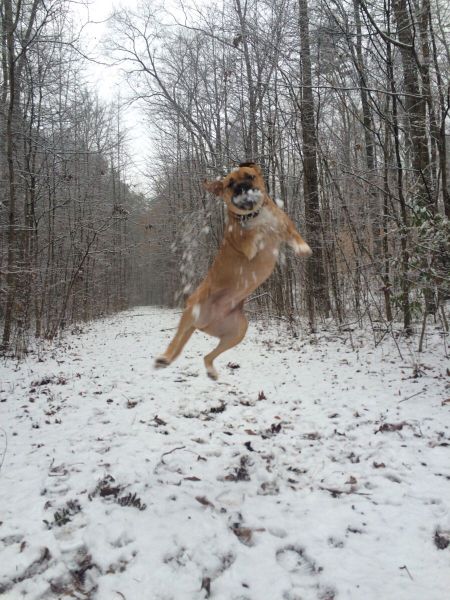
[203,308,248,380]
[155,309,196,368]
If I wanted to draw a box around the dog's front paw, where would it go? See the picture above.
[291,240,312,257]
[154,355,170,369]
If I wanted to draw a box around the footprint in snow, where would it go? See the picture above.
[43,464,70,495]
[277,545,327,598]
[276,544,319,575]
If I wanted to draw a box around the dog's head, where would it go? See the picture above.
[204,162,266,215]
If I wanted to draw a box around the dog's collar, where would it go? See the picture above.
[235,208,261,224]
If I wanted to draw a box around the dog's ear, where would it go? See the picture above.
[203,178,224,196]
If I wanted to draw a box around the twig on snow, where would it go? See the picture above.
[153,446,187,475]
[399,565,414,580]
[161,446,186,461]
[399,389,426,403]
[0,427,8,475]
[319,486,372,498]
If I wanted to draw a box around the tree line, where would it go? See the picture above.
[1,0,449,355]
[0,0,151,355]
[111,0,449,342]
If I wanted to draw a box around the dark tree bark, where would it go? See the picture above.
[392,0,433,213]
[298,0,330,327]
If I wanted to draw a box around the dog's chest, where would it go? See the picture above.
[246,207,283,256]
[245,206,280,232]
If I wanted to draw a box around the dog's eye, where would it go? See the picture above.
[227,178,235,188]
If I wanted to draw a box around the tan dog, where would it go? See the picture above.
[155,162,312,379]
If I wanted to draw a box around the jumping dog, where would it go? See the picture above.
[155,162,312,379]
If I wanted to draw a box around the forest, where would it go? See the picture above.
[1,0,449,352]
[1,2,449,598]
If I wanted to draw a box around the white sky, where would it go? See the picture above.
[75,0,153,191]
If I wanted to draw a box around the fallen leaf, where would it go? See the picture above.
[434,530,450,550]
[208,402,226,414]
[201,577,211,597]
[304,432,321,440]
[195,496,215,508]
[231,526,264,545]
[376,422,406,433]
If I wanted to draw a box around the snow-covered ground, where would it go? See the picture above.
[0,306,449,600]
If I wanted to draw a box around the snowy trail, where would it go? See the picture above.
[0,307,449,600]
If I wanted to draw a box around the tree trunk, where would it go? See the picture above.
[392,0,433,213]
[298,0,330,328]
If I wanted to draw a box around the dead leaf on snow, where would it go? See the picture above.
[195,496,215,509]
[201,576,211,597]
[375,422,406,433]
[304,432,321,440]
[434,530,450,550]
[227,362,240,370]
[208,401,226,414]
[231,526,265,546]
[231,526,253,545]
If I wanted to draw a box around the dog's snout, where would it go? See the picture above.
[234,181,252,196]
[233,199,254,210]
[231,186,262,211]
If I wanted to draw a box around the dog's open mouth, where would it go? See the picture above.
[232,188,263,211]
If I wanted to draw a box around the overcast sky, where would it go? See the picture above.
[76,0,153,191]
